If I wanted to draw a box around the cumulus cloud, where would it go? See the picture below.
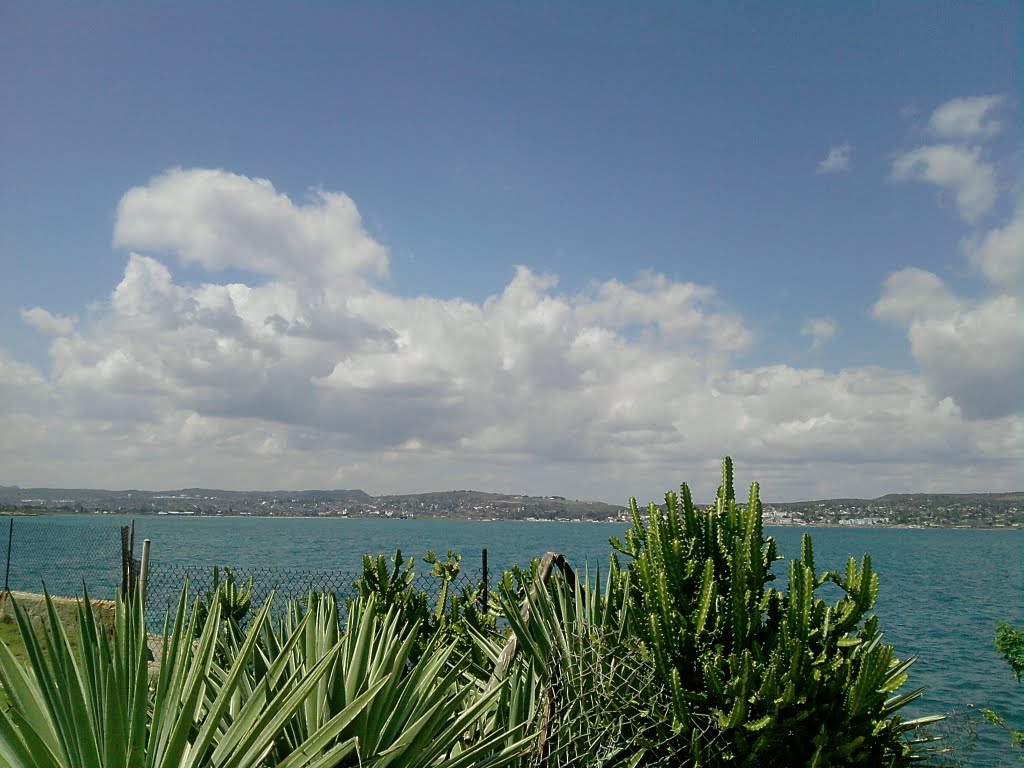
[20,307,75,336]
[2,167,1021,500]
[872,268,964,326]
[928,95,1006,140]
[891,96,1009,223]
[891,144,997,222]
[0,348,50,413]
[574,272,753,353]
[800,317,837,350]
[874,264,1022,420]
[963,206,1023,289]
[879,97,1020,422]
[113,168,389,281]
[816,142,853,174]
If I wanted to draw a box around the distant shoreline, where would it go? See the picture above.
[2,509,1020,531]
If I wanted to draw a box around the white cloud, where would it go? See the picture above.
[928,95,1006,140]
[816,142,853,174]
[905,294,1021,420]
[575,272,753,353]
[3,168,1022,500]
[891,144,997,222]
[0,348,50,414]
[874,158,1022,422]
[875,267,1022,420]
[963,206,1023,289]
[800,317,837,350]
[113,168,389,282]
[20,307,75,336]
[872,268,964,326]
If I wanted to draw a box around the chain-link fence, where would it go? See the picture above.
[0,515,496,633]
[142,561,484,631]
[528,622,727,768]
[0,516,126,600]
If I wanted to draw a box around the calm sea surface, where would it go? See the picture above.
[5,514,1022,765]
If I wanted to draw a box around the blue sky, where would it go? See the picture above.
[0,3,1020,501]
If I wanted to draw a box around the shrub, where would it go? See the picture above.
[603,457,938,766]
[971,621,1024,758]
[351,548,499,675]
[995,622,1024,682]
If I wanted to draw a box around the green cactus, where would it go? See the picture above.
[193,564,254,631]
[350,548,498,673]
[192,565,255,663]
[609,457,938,766]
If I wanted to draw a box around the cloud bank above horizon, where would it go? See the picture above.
[2,95,1021,503]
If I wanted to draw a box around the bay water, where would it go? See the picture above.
[5,514,1022,765]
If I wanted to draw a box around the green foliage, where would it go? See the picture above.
[200,565,254,621]
[995,622,1024,682]
[0,585,530,767]
[351,549,499,675]
[351,550,428,624]
[0,458,951,767]
[252,590,529,767]
[480,562,689,767]
[0,586,378,767]
[189,565,255,670]
[192,564,254,645]
[975,707,1024,754]
[968,621,1024,759]
[424,548,462,619]
[606,456,937,766]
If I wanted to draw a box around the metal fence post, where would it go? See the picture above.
[120,526,131,594]
[139,539,151,605]
[4,518,12,593]
[480,547,489,614]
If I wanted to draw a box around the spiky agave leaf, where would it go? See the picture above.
[0,585,384,768]
[476,562,686,767]
[252,591,530,768]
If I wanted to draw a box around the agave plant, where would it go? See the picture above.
[351,550,499,678]
[476,556,684,768]
[252,590,532,767]
[0,585,383,768]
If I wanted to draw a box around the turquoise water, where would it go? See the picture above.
[5,514,1022,764]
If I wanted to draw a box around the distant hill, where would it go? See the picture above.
[0,486,371,504]
[767,491,1024,506]
[171,488,373,503]
[373,489,625,520]
[1,485,1020,527]
[874,491,1024,503]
